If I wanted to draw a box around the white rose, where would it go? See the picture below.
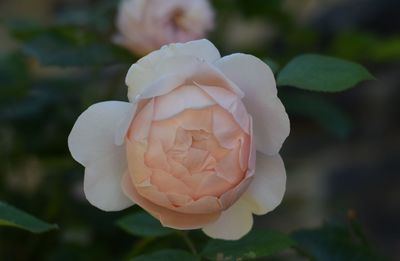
[68,39,290,240]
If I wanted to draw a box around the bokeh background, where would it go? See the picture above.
[0,0,399,260]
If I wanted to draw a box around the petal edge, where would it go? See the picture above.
[215,53,290,155]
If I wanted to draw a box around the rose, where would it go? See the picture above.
[114,0,214,55]
[68,39,290,240]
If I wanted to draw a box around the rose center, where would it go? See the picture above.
[166,128,228,175]
[131,104,249,202]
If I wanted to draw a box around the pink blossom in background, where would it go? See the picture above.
[114,0,215,55]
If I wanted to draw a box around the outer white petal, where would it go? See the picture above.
[84,149,133,211]
[215,53,290,155]
[242,153,286,215]
[126,39,220,100]
[202,198,253,240]
[161,39,220,63]
[68,101,135,211]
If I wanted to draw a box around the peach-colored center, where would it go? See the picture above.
[125,85,251,216]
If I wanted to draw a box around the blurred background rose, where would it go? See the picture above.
[0,0,399,260]
[114,0,214,55]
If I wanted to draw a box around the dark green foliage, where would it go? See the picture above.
[131,249,200,261]
[280,92,353,138]
[201,229,294,260]
[292,222,386,261]
[117,211,175,237]
[9,24,133,67]
[0,201,58,233]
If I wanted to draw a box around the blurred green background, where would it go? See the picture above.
[0,0,399,260]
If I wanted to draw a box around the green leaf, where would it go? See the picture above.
[131,249,200,261]
[277,54,374,92]
[279,92,353,138]
[201,229,294,260]
[292,223,386,261]
[116,211,175,237]
[0,201,58,233]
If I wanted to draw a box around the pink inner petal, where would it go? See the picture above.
[127,98,155,142]
[125,84,253,217]
[196,84,250,134]
[151,169,191,195]
[215,142,244,184]
[121,172,221,229]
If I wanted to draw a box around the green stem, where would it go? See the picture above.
[178,231,198,255]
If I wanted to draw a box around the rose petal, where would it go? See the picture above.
[175,107,213,132]
[145,138,170,171]
[176,196,222,214]
[219,169,254,209]
[162,39,220,63]
[84,150,133,211]
[68,101,134,165]
[68,101,135,211]
[202,198,253,240]
[148,107,214,153]
[196,84,250,134]
[135,182,175,209]
[211,105,245,149]
[128,56,244,102]
[151,169,192,195]
[216,121,255,210]
[194,172,234,199]
[127,99,155,142]
[126,139,153,185]
[115,103,137,146]
[242,153,286,215]
[122,173,220,229]
[215,53,290,155]
[126,39,220,100]
[215,144,243,184]
[153,84,215,121]
[138,73,187,101]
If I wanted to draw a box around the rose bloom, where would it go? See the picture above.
[114,0,214,55]
[68,39,290,240]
